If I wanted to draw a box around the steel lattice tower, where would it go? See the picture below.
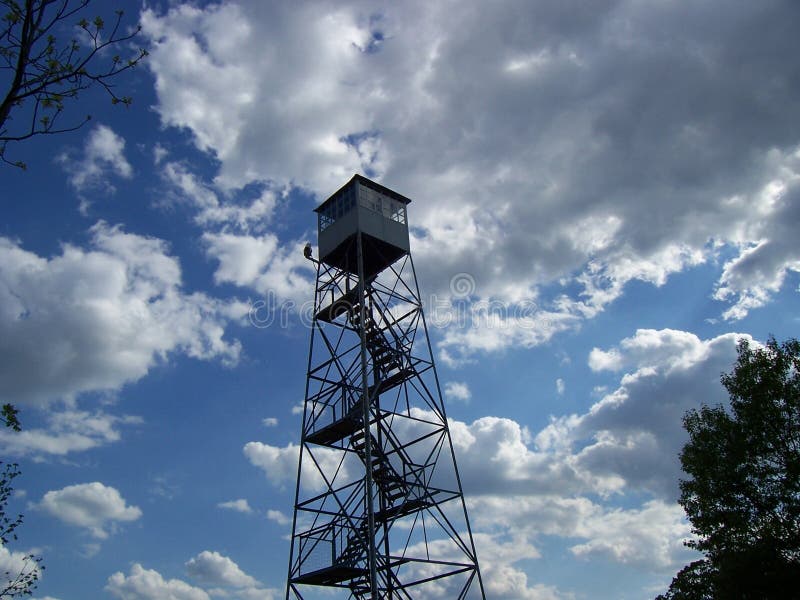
[286,175,485,600]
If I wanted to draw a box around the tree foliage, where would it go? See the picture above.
[0,0,147,168]
[0,406,41,598]
[657,337,800,599]
[0,465,41,598]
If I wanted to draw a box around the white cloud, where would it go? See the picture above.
[469,495,695,574]
[203,232,314,305]
[446,413,610,497]
[142,0,800,337]
[445,330,746,501]
[588,328,713,375]
[262,417,278,427]
[153,143,168,165]
[571,330,747,497]
[161,161,279,232]
[108,558,276,600]
[476,534,571,600]
[713,175,800,318]
[36,482,142,539]
[217,499,253,514]
[0,409,142,457]
[184,552,277,600]
[0,222,243,406]
[567,500,692,569]
[266,509,290,526]
[243,441,349,492]
[444,381,471,402]
[242,442,298,487]
[437,302,581,365]
[59,124,132,194]
[185,551,258,588]
[141,3,381,194]
[556,378,565,396]
[106,564,210,600]
[402,533,569,600]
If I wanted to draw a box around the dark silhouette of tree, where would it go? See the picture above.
[1,0,147,168]
[657,337,800,599]
[0,406,42,598]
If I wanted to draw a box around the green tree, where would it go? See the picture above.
[0,406,42,598]
[657,337,800,599]
[1,0,147,168]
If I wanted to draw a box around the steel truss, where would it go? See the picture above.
[286,234,485,600]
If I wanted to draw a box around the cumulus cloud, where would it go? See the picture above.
[713,171,800,319]
[402,533,568,600]
[36,482,141,539]
[142,0,800,345]
[0,409,142,457]
[440,411,630,499]
[242,442,298,488]
[106,564,209,600]
[266,509,290,526]
[475,534,571,600]
[448,330,745,500]
[0,222,244,406]
[141,2,382,194]
[243,441,349,492]
[573,330,747,497]
[469,496,694,574]
[160,161,279,232]
[59,124,132,194]
[108,557,276,600]
[444,381,471,402]
[588,328,714,374]
[567,500,692,568]
[203,232,314,305]
[437,302,581,365]
[185,551,258,588]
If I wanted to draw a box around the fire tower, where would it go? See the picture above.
[286,175,485,599]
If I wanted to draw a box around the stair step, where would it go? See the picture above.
[304,410,361,446]
[375,497,432,522]
[368,368,413,397]
[314,288,360,323]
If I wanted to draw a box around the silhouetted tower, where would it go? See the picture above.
[286,175,485,599]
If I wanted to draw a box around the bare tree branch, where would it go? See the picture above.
[0,0,148,168]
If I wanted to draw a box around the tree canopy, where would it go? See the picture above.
[658,337,800,599]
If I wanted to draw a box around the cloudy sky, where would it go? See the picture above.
[2,0,799,598]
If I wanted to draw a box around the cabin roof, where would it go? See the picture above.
[314,174,412,214]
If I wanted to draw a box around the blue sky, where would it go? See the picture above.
[2,1,800,599]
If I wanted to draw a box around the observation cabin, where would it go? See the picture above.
[315,174,411,279]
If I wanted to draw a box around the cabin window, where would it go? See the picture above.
[319,182,407,231]
[318,187,357,231]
